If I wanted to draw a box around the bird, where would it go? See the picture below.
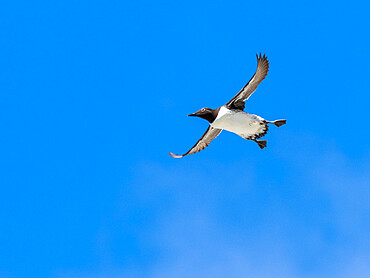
[169,53,286,158]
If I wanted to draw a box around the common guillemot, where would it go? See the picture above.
[169,53,286,158]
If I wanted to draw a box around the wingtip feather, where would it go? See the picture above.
[256,53,268,62]
[169,152,183,158]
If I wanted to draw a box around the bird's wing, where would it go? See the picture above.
[226,53,269,109]
[169,126,222,158]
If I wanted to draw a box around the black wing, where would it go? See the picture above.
[169,126,222,158]
[226,53,269,109]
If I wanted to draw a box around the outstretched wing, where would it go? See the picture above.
[169,126,222,158]
[226,53,269,109]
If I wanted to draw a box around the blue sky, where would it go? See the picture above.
[1,0,370,277]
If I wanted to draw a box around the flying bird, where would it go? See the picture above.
[169,53,286,158]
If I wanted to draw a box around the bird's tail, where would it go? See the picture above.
[270,119,286,127]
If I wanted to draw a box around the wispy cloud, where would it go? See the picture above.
[55,134,370,278]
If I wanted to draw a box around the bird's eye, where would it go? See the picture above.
[201,108,205,112]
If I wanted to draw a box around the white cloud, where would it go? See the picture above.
[55,135,370,278]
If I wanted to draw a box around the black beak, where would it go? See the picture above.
[188,112,197,117]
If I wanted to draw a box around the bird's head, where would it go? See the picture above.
[188,107,217,123]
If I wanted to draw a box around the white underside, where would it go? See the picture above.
[211,106,266,139]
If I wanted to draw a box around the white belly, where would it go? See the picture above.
[211,107,267,139]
